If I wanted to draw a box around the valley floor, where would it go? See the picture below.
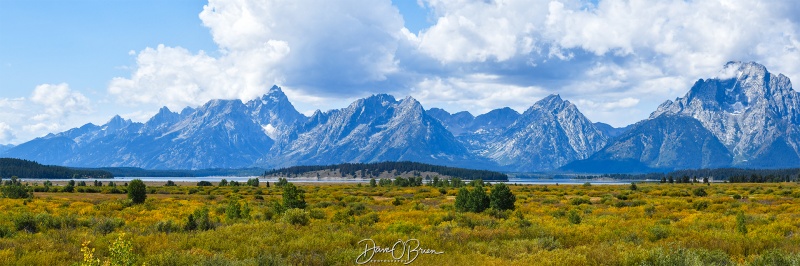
[1,182,799,265]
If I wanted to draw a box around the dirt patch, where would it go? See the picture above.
[373,196,392,201]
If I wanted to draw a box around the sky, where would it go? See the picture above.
[2,0,800,145]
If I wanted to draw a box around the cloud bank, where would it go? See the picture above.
[0,0,784,146]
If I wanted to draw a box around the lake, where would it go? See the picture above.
[23,176,654,185]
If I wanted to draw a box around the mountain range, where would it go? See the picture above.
[4,62,799,173]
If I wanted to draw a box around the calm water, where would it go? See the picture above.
[23,176,653,185]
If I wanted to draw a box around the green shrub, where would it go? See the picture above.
[94,218,124,235]
[225,200,242,220]
[282,208,310,226]
[693,200,710,211]
[644,205,656,217]
[0,226,13,238]
[2,184,30,199]
[282,183,306,209]
[155,220,179,234]
[750,249,799,266]
[649,225,670,241]
[570,197,592,205]
[568,209,581,224]
[537,236,561,251]
[331,210,354,224]
[127,179,147,204]
[693,187,708,197]
[108,234,137,266]
[309,209,326,220]
[13,213,37,233]
[356,213,379,226]
[736,212,747,235]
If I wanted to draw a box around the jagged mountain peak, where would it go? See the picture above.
[363,93,397,105]
[157,106,172,114]
[718,61,776,83]
[180,107,195,117]
[258,85,291,103]
[245,85,306,137]
[104,115,131,130]
[649,62,800,166]
[528,94,572,113]
[143,106,180,133]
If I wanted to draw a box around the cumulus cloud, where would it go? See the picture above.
[30,83,91,121]
[0,83,95,144]
[410,74,548,115]
[104,0,800,127]
[543,0,800,77]
[109,44,288,110]
[415,0,553,63]
[0,122,14,143]
[109,0,406,110]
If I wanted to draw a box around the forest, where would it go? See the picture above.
[264,161,509,181]
[0,158,113,179]
[1,177,799,265]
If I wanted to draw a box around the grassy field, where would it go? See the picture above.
[1,181,800,265]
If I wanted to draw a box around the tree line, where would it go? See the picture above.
[264,161,508,181]
[0,158,113,179]
[580,168,800,183]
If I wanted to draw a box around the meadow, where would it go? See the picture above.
[1,179,800,265]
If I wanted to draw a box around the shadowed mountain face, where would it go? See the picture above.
[651,61,800,168]
[4,62,800,172]
[565,61,800,172]
[562,115,732,173]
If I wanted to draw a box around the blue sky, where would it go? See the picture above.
[1,0,800,144]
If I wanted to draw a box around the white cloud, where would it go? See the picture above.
[109,44,288,110]
[412,0,800,124]
[30,83,91,121]
[110,0,406,110]
[410,74,548,115]
[0,122,14,143]
[101,0,800,128]
[575,97,639,112]
[543,0,800,78]
[415,0,552,63]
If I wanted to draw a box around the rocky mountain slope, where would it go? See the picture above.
[5,62,799,172]
[482,95,609,171]
[565,61,800,172]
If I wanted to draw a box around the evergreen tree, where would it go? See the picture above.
[467,185,490,213]
[489,183,516,211]
[455,187,470,212]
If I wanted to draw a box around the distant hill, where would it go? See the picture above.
[91,167,266,177]
[264,161,509,181]
[0,158,113,179]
